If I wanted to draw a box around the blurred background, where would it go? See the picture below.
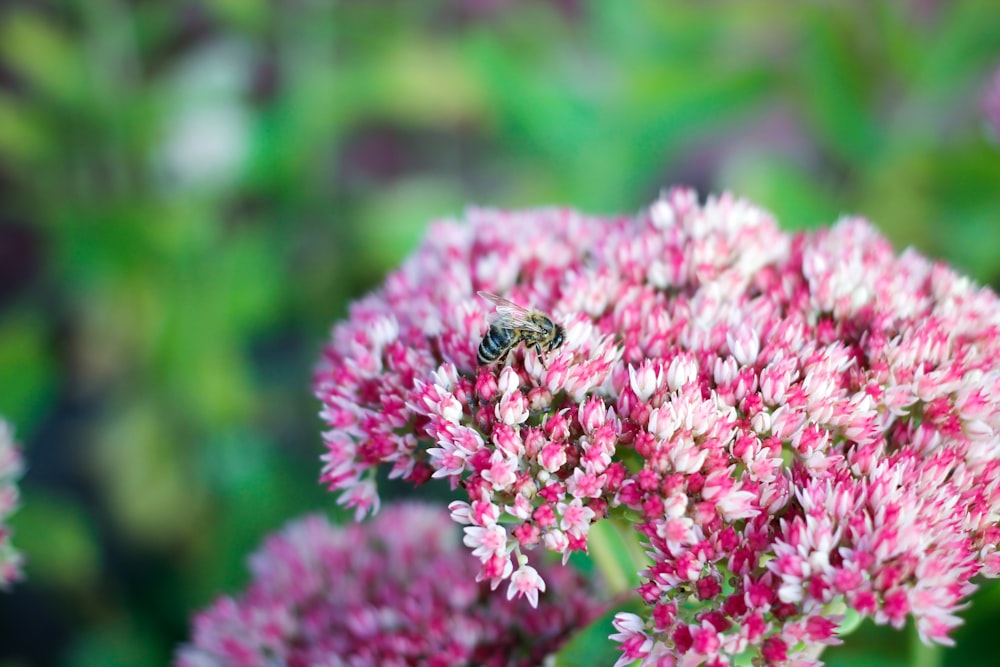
[0,1,999,665]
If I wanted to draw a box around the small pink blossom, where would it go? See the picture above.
[612,612,655,667]
[315,188,1000,663]
[175,504,603,667]
[557,498,596,538]
[463,521,509,560]
[507,561,546,608]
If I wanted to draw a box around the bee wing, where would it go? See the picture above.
[478,291,530,316]
[477,291,546,332]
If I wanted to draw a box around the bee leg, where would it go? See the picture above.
[532,342,548,369]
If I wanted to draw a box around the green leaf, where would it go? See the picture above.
[552,598,645,667]
[822,618,910,667]
[920,0,1000,91]
[354,177,462,279]
[12,490,101,590]
[796,7,883,166]
[369,39,489,127]
[0,11,86,103]
[0,93,52,161]
[587,516,647,596]
[64,616,164,667]
[206,0,271,33]
[0,312,56,430]
[91,402,210,547]
[720,154,842,230]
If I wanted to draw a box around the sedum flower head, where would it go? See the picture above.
[175,503,602,667]
[0,419,24,588]
[314,188,1000,664]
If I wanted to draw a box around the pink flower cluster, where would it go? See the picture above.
[175,503,602,667]
[314,189,1000,664]
[0,419,24,589]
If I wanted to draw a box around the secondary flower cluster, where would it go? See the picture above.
[314,189,1000,665]
[0,419,24,589]
[175,503,602,667]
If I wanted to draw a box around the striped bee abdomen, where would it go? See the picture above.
[478,324,516,365]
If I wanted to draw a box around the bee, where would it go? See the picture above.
[477,291,565,366]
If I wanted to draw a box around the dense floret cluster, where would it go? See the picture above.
[175,503,603,667]
[314,189,1000,664]
[0,419,24,588]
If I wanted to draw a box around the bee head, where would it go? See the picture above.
[549,324,565,351]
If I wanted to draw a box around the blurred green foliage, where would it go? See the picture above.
[0,0,998,665]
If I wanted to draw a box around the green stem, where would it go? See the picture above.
[909,623,942,667]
